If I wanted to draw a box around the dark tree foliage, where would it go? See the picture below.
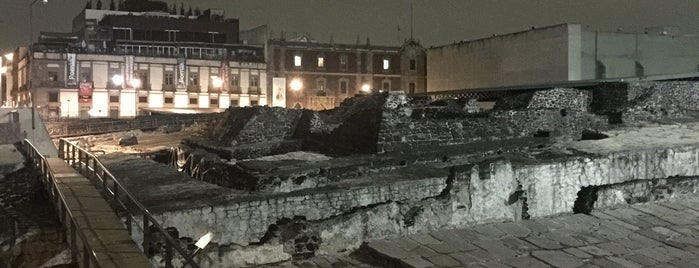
[121,0,168,12]
[186,6,192,17]
[194,8,201,16]
[96,0,102,9]
[118,0,124,10]
[169,3,176,14]
[85,0,92,9]
[180,3,185,15]
[109,0,115,10]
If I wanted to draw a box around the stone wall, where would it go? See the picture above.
[377,89,608,152]
[209,107,303,147]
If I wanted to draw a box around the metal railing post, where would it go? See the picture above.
[70,221,77,263]
[58,139,64,159]
[143,216,151,255]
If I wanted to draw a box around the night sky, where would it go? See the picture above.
[1,0,698,52]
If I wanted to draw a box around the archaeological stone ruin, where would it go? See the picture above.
[91,81,699,266]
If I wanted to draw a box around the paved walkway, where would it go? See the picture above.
[364,198,699,267]
[47,158,152,268]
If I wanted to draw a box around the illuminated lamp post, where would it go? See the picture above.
[210,76,223,89]
[288,78,303,108]
[361,83,371,93]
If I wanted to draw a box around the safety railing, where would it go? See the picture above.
[58,138,200,268]
[23,139,102,267]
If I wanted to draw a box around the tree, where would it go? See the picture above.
[170,3,176,14]
[85,0,92,9]
[118,0,124,10]
[96,0,102,9]
[186,6,192,17]
[194,7,201,16]
[109,0,115,10]
[179,3,184,15]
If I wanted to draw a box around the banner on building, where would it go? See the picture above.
[78,82,93,103]
[220,59,230,92]
[66,53,77,87]
[125,55,134,85]
[176,56,186,89]
[272,77,286,107]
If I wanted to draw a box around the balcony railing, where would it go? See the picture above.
[248,87,261,95]
[186,85,201,93]
[162,84,176,92]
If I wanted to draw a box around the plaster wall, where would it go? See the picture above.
[427,24,574,91]
[581,32,699,79]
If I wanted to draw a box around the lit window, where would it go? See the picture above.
[317,57,324,68]
[383,59,390,70]
[340,55,348,69]
[294,55,302,67]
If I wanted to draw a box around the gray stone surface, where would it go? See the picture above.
[364,197,699,267]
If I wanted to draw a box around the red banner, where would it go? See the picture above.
[79,82,93,103]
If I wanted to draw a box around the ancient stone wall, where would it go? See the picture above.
[526,88,591,112]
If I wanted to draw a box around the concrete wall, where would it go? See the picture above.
[427,24,576,91]
[581,31,699,80]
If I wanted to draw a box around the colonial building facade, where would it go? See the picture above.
[266,37,426,110]
[9,8,266,119]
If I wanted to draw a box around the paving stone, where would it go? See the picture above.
[590,257,620,267]
[447,252,480,265]
[409,245,441,258]
[525,235,563,250]
[389,237,421,252]
[563,248,592,259]
[519,219,552,234]
[596,241,631,255]
[666,225,696,236]
[606,256,642,268]
[626,233,663,248]
[501,256,551,268]
[499,235,539,253]
[634,247,675,263]
[410,233,443,245]
[451,229,482,241]
[650,226,683,239]
[531,250,584,268]
[463,248,497,262]
[495,222,532,238]
[473,239,519,260]
[621,253,659,266]
[549,230,585,247]
[637,215,672,226]
[367,240,413,260]
[426,254,461,267]
[669,257,699,268]
[400,257,434,268]
[578,245,612,257]
[472,224,507,239]
[429,230,478,252]
[425,242,461,254]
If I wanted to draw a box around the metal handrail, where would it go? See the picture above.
[58,138,200,268]
[23,139,102,267]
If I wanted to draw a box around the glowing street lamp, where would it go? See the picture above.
[361,84,371,92]
[210,76,223,88]
[4,53,13,62]
[289,78,303,91]
[111,75,124,87]
[130,78,141,89]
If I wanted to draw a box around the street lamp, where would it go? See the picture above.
[361,83,371,92]
[130,78,142,89]
[210,76,223,88]
[29,0,49,130]
[111,75,124,87]
[289,78,302,91]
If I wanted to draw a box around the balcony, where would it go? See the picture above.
[186,85,201,93]
[248,87,261,95]
[162,84,176,92]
